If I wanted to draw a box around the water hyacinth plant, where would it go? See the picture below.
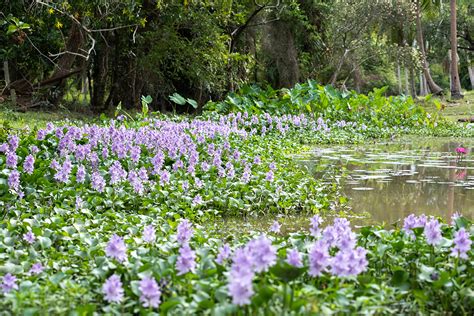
[0,106,472,314]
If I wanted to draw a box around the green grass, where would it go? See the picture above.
[424,90,474,121]
[0,102,93,130]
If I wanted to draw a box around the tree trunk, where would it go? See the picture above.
[3,61,17,106]
[419,72,428,96]
[404,67,409,95]
[415,0,443,95]
[468,61,474,90]
[396,58,402,95]
[48,23,85,106]
[409,67,417,97]
[330,49,349,86]
[91,41,109,113]
[353,62,362,93]
[264,20,300,89]
[450,0,463,99]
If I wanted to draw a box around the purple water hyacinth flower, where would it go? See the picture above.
[322,225,338,248]
[8,170,20,192]
[269,162,276,170]
[181,181,189,192]
[228,247,255,306]
[139,276,161,308]
[348,247,368,275]
[30,263,44,275]
[23,231,35,244]
[253,156,261,165]
[50,159,60,171]
[216,243,231,264]
[54,158,72,183]
[417,214,427,227]
[217,167,226,178]
[330,250,349,276]
[269,221,281,234]
[105,234,127,262]
[424,218,442,246]
[403,214,418,237]
[309,215,323,237]
[265,170,274,182]
[130,146,141,163]
[75,196,84,210]
[177,219,193,244]
[0,143,7,152]
[286,249,303,268]
[76,165,86,183]
[242,165,251,183]
[128,171,144,194]
[331,247,368,277]
[6,151,17,168]
[36,129,48,140]
[201,161,210,172]
[160,170,170,185]
[176,243,197,275]
[151,152,164,175]
[228,277,254,306]
[227,166,235,178]
[247,235,277,272]
[338,231,356,250]
[138,167,150,181]
[23,154,35,174]
[192,194,203,206]
[103,274,124,304]
[91,171,106,192]
[308,240,330,276]
[109,161,126,184]
[194,177,203,189]
[102,147,109,159]
[451,228,472,259]
[143,224,156,243]
[451,212,461,225]
[1,273,18,293]
[8,135,19,151]
[231,247,254,280]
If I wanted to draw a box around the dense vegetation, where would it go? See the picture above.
[1,0,473,112]
[0,84,473,314]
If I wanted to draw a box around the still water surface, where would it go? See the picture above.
[209,137,474,236]
[304,136,474,224]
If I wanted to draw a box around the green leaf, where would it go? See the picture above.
[270,261,305,282]
[169,93,186,105]
[38,236,52,249]
[186,98,198,109]
[160,298,181,313]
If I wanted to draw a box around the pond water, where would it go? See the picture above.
[208,136,474,237]
[301,136,474,225]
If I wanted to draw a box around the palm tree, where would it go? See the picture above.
[415,0,443,95]
[449,0,463,99]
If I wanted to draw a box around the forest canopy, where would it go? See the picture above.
[1,0,473,112]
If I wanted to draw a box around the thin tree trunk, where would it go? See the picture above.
[415,0,443,95]
[49,23,85,106]
[468,61,474,90]
[409,67,417,97]
[450,0,463,99]
[396,58,402,94]
[330,49,349,86]
[3,61,17,106]
[404,67,409,95]
[419,72,428,96]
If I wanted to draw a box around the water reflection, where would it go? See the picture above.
[304,137,474,225]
